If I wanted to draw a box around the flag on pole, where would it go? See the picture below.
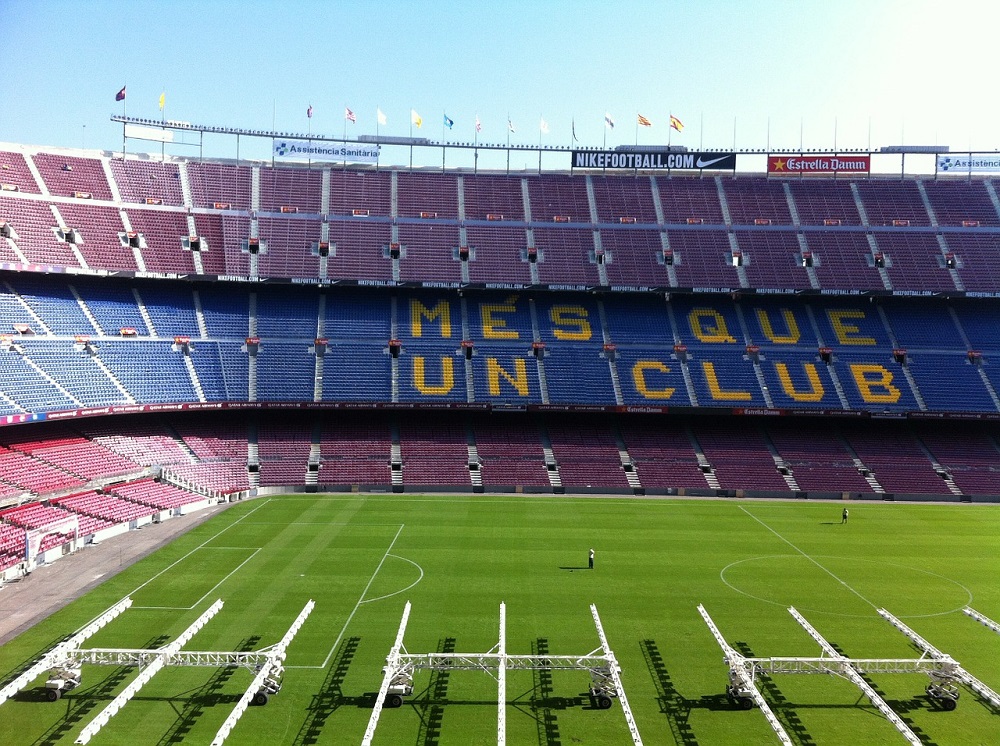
[670,115,684,132]
[377,108,387,126]
[540,118,549,135]
[605,112,615,129]
[637,114,652,127]
[444,114,454,129]
[508,118,515,133]
[115,85,126,102]
[345,107,356,123]
[475,115,482,133]
[307,104,313,119]
[411,109,423,128]
[158,92,165,111]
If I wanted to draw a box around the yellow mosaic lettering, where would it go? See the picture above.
[412,356,454,395]
[550,305,592,341]
[774,362,824,402]
[756,308,800,344]
[480,295,520,340]
[409,299,452,338]
[631,361,675,399]
[688,309,736,343]
[827,309,875,346]
[702,361,752,401]
[849,363,900,403]
[486,357,529,396]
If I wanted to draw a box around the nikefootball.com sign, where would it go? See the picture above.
[768,155,870,174]
[571,150,737,170]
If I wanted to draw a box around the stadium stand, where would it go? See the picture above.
[0,143,996,514]
[398,419,471,487]
[31,153,113,201]
[109,158,184,206]
[0,150,41,193]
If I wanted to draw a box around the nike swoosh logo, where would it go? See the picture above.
[695,156,730,168]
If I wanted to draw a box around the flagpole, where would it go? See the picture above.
[634,112,639,147]
[506,112,510,174]
[409,111,413,170]
[121,83,127,158]
[160,89,165,162]
[343,105,348,141]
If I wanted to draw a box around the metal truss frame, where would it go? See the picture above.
[0,596,314,746]
[963,606,1000,638]
[878,607,1000,711]
[362,601,643,746]
[0,597,133,709]
[699,603,1000,746]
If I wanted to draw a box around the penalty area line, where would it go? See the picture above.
[118,498,273,610]
[130,547,262,611]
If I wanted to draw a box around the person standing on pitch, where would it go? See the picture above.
[589,548,595,569]
[842,507,849,524]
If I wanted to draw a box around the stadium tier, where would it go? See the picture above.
[0,277,998,416]
[0,145,998,295]
[0,143,997,505]
[0,411,995,504]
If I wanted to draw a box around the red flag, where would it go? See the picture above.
[115,86,126,102]
[345,107,356,123]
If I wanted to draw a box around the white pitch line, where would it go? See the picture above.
[738,505,878,609]
[288,523,406,670]
[120,498,272,607]
[359,554,424,605]
[131,548,262,611]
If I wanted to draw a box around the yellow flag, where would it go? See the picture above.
[158,92,165,111]
[411,109,422,128]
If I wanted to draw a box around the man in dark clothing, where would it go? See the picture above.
[842,508,849,524]
[589,548,595,569]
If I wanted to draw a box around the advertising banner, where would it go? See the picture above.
[571,150,736,170]
[124,124,174,143]
[768,155,870,174]
[273,140,380,163]
[937,155,1000,174]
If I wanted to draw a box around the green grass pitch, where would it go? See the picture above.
[1,495,999,745]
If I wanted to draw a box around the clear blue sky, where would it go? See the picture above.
[1,0,998,169]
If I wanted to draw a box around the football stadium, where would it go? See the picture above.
[1,3,999,744]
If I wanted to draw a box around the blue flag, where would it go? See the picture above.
[444,114,454,129]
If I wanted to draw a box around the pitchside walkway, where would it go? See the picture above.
[0,500,230,646]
